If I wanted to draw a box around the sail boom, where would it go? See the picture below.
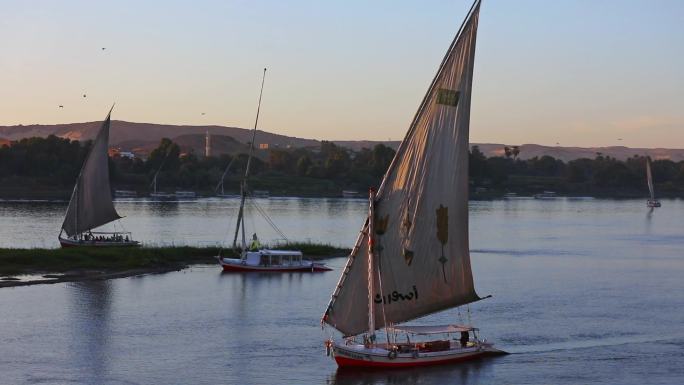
[333,294,485,338]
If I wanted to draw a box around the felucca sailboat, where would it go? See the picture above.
[321,0,504,367]
[59,108,139,247]
[215,157,236,197]
[217,69,330,272]
[149,150,175,200]
[646,157,661,208]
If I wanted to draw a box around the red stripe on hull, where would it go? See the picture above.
[334,351,490,368]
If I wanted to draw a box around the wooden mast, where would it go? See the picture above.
[232,68,267,254]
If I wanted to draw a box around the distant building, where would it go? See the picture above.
[108,147,120,157]
[108,147,135,159]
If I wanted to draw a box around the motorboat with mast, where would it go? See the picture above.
[58,107,139,248]
[646,157,661,208]
[217,68,330,272]
[321,0,504,368]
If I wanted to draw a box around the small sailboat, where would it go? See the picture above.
[217,69,330,272]
[646,157,661,208]
[59,107,139,247]
[252,190,270,198]
[149,152,175,200]
[321,0,504,368]
[342,190,360,198]
[533,191,557,200]
[215,157,237,197]
[174,190,197,199]
[114,190,137,198]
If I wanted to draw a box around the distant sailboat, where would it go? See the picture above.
[217,69,330,272]
[215,157,237,197]
[321,0,504,368]
[59,107,139,247]
[646,157,661,208]
[149,150,175,200]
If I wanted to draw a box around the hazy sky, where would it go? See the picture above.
[1,0,683,147]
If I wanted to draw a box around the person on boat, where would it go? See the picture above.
[460,331,469,348]
[249,233,261,251]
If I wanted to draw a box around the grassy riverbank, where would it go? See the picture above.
[0,243,349,278]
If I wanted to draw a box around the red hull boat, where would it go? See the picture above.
[218,250,331,272]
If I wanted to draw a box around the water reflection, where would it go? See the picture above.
[2,198,684,384]
[67,281,113,383]
[328,359,494,385]
[0,197,373,248]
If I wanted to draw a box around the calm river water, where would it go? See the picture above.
[2,197,684,384]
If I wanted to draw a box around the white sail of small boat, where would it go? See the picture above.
[217,69,330,272]
[59,107,139,247]
[149,150,175,199]
[215,157,236,197]
[646,157,661,208]
[321,0,503,367]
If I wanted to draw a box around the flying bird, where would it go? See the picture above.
[59,105,63,108]
[83,94,87,98]
[101,47,106,50]
[201,112,206,115]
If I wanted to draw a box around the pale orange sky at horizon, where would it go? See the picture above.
[1,0,682,148]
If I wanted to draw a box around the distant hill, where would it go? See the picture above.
[1,120,684,162]
[0,121,319,149]
[333,140,401,151]
[472,143,684,162]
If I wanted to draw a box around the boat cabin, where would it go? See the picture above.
[357,324,481,353]
[244,249,305,267]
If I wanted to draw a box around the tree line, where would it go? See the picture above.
[470,146,684,196]
[0,135,396,195]
[1,135,683,197]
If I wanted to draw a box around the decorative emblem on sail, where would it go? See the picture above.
[61,110,121,236]
[323,2,482,337]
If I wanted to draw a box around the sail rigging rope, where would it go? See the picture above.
[247,195,289,242]
[376,258,390,344]
[217,199,241,257]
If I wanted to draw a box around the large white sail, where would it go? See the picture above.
[61,111,121,236]
[324,1,482,337]
[646,157,655,200]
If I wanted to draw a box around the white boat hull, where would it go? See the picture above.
[331,341,505,368]
[149,192,176,200]
[59,236,140,248]
[219,258,330,272]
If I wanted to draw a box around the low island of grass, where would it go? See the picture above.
[0,242,350,288]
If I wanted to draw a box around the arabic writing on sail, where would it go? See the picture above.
[374,285,419,305]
